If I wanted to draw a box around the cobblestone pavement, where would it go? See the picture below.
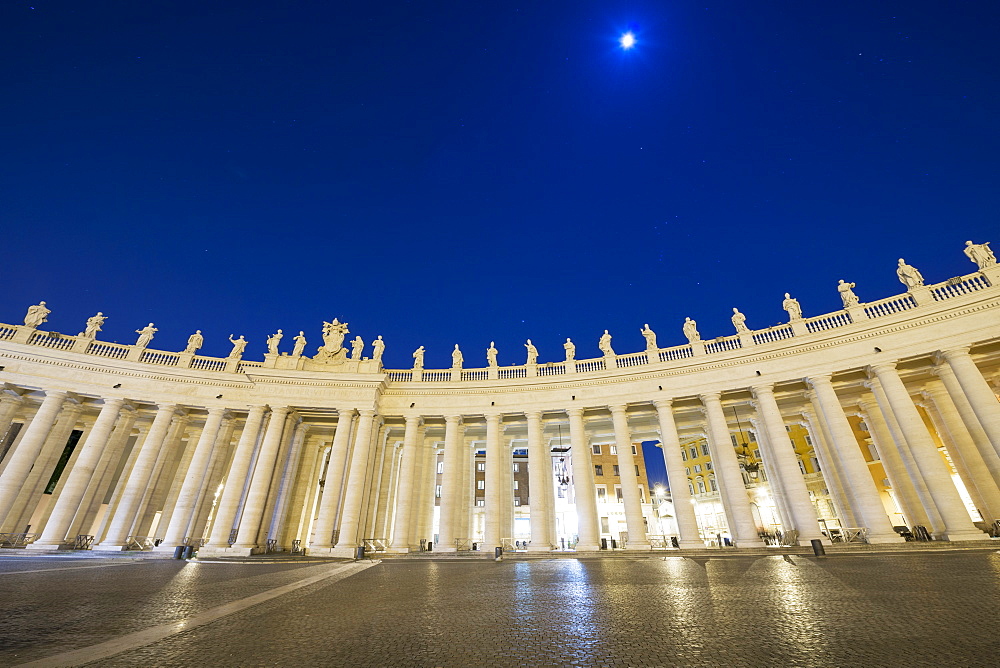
[2,551,1000,667]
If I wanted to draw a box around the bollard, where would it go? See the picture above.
[811,539,826,557]
[183,545,195,559]
[355,545,365,560]
[173,546,185,560]
[494,546,503,561]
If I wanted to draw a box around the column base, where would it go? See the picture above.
[91,544,129,552]
[677,540,707,549]
[866,532,907,544]
[936,529,993,542]
[526,545,554,553]
[384,546,412,554]
[24,541,69,551]
[198,545,257,557]
[572,543,602,552]
[435,546,458,553]
[622,542,653,551]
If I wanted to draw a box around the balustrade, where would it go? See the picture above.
[86,341,131,359]
[864,294,916,318]
[704,336,742,354]
[658,345,693,362]
[190,356,227,372]
[499,366,528,379]
[930,274,990,300]
[804,311,852,333]
[537,362,566,376]
[0,325,16,341]
[139,350,181,366]
[421,370,451,381]
[615,351,648,368]
[752,325,794,345]
[575,359,605,373]
[461,369,489,381]
[29,332,75,350]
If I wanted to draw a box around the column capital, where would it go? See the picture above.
[99,397,127,409]
[652,398,674,411]
[699,391,722,404]
[750,383,775,396]
[357,408,377,419]
[524,410,543,421]
[936,346,972,363]
[608,404,628,415]
[204,405,229,416]
[154,401,179,412]
[483,410,502,422]
[565,407,585,418]
[865,361,898,377]
[443,414,463,424]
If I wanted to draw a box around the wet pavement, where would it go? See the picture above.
[2,550,999,666]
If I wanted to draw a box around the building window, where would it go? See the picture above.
[477,480,485,490]
[731,435,738,447]
[710,478,718,492]
[701,443,710,456]
[513,462,519,472]
[435,484,442,498]
[437,462,444,474]
[705,461,713,470]
[785,425,791,432]
[610,445,618,455]
[805,434,813,446]
[592,444,601,455]
[688,482,695,494]
[476,462,485,472]
[868,443,880,461]
[685,467,690,475]
[811,457,821,471]
[596,486,607,499]
[595,464,604,476]
[615,486,624,501]
[689,447,697,459]
[631,445,637,455]
[858,421,869,432]
[476,499,485,507]
[798,459,807,474]
[634,465,639,476]
[612,465,620,476]
[697,480,706,493]
[513,480,519,490]
[638,486,645,502]
[680,449,687,461]
[748,430,757,442]
[513,498,521,506]
[693,464,701,473]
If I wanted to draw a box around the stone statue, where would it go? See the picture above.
[563,338,576,361]
[731,308,749,334]
[81,312,106,338]
[452,344,463,368]
[838,280,860,308]
[292,331,307,357]
[266,329,283,355]
[412,346,425,369]
[598,330,614,356]
[228,334,247,357]
[23,301,50,329]
[184,330,204,353]
[682,317,700,343]
[371,335,385,364]
[640,324,657,350]
[135,323,157,347]
[525,339,538,365]
[320,318,350,353]
[964,240,996,270]
[896,258,924,289]
[486,341,498,367]
[782,293,802,320]
[350,336,364,360]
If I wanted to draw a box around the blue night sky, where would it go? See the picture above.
[2,1,997,370]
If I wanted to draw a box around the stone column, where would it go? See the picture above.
[932,364,1000,485]
[483,411,503,549]
[437,415,465,552]
[190,417,238,540]
[867,363,983,541]
[855,397,932,530]
[308,410,356,551]
[414,427,436,546]
[158,407,228,548]
[266,421,310,547]
[751,385,825,542]
[0,390,24,442]
[938,348,1000,458]
[388,415,422,553]
[203,406,266,550]
[31,398,125,547]
[652,400,703,548]
[700,393,761,546]
[0,390,68,525]
[806,376,902,542]
[609,405,651,548]
[567,408,600,551]
[230,406,290,552]
[96,403,179,549]
[525,411,555,551]
[923,381,1000,504]
[332,409,377,554]
[801,405,857,527]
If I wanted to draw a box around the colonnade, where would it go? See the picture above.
[0,344,998,555]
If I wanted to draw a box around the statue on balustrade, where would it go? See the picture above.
[350,336,364,360]
[838,280,860,308]
[599,330,615,356]
[413,346,425,369]
[135,323,157,347]
[81,312,106,338]
[266,329,283,355]
[731,308,749,333]
[320,318,349,353]
[682,317,700,343]
[525,339,538,364]
[563,338,576,361]
[896,258,924,289]
[964,240,996,270]
[23,301,50,329]
[452,344,463,368]
[291,331,307,357]
[372,335,385,364]
[641,324,657,350]
[486,341,498,367]
[782,293,802,320]
[184,330,204,353]
[228,334,248,358]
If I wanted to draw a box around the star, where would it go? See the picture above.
[619,32,636,50]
